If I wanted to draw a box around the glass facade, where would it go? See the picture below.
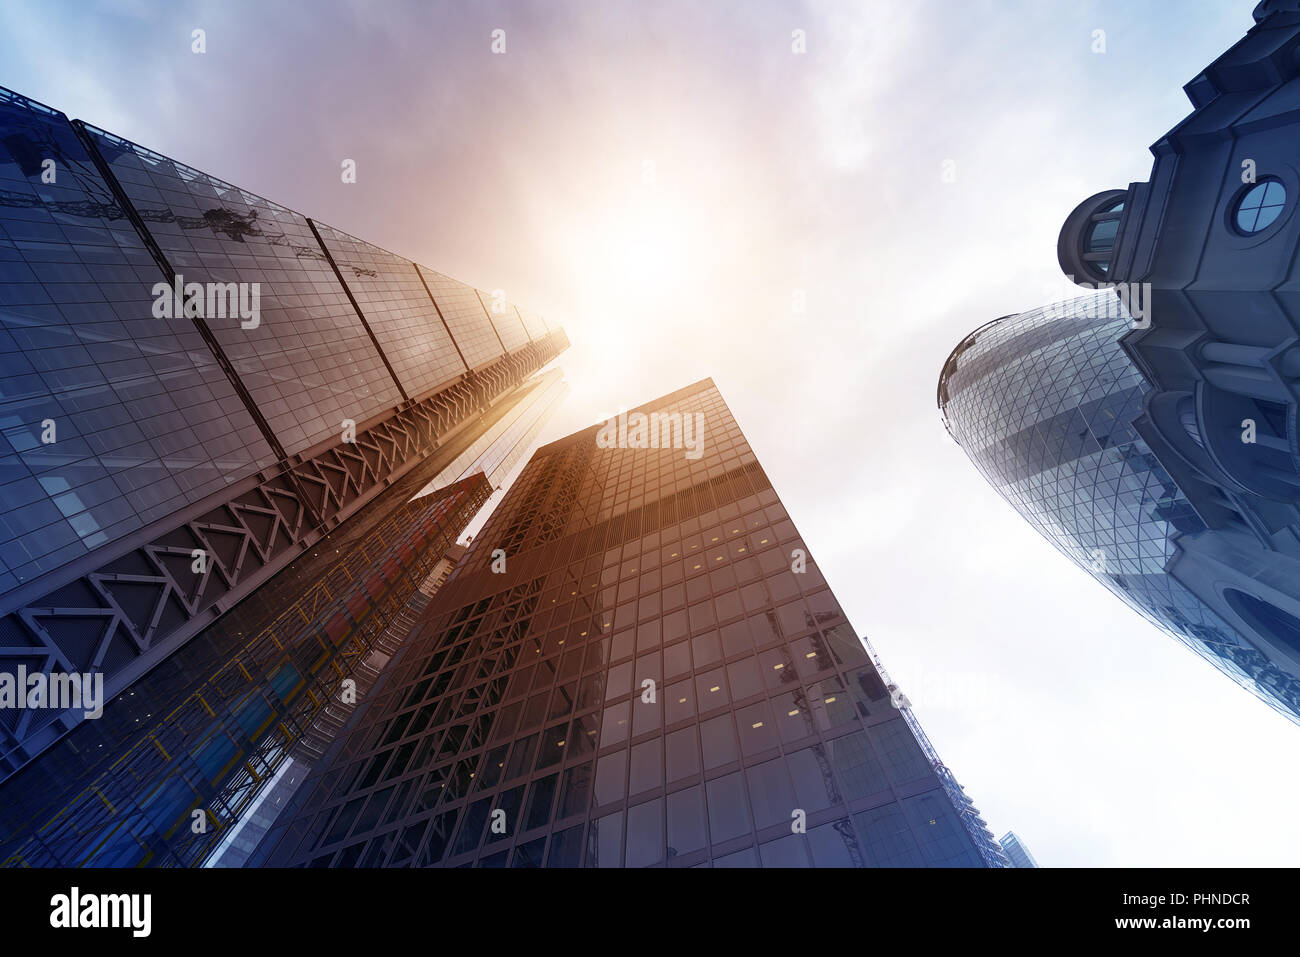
[939,292,1300,720]
[0,80,572,865]
[0,368,568,867]
[416,265,505,371]
[0,474,492,867]
[999,830,1039,868]
[0,82,569,789]
[84,124,405,458]
[483,293,530,355]
[0,88,275,594]
[0,83,565,610]
[516,306,548,341]
[414,368,568,503]
[252,380,996,867]
[310,221,466,400]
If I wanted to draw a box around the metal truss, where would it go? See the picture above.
[1,477,490,867]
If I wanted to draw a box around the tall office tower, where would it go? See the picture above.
[0,85,569,866]
[999,831,1039,869]
[414,368,569,505]
[201,378,566,870]
[252,379,1003,868]
[939,293,1300,720]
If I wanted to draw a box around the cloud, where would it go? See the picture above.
[0,0,1289,866]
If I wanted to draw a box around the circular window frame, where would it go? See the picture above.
[1222,165,1298,248]
[1232,178,1288,235]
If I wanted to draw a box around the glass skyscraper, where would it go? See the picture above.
[206,543,471,868]
[251,379,1002,867]
[939,292,1300,721]
[1050,3,1300,717]
[0,83,569,866]
[999,830,1038,869]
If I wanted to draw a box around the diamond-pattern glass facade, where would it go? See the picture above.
[940,292,1300,719]
[253,380,991,867]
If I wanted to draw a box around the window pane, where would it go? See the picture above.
[599,700,631,748]
[736,700,778,755]
[524,774,558,832]
[625,798,664,867]
[759,833,811,867]
[588,811,623,868]
[746,757,796,829]
[706,771,751,843]
[559,763,593,819]
[628,739,663,796]
[808,818,861,867]
[691,631,722,668]
[827,731,886,801]
[667,786,707,857]
[696,669,729,711]
[787,744,840,812]
[546,825,584,868]
[853,803,924,867]
[665,726,701,783]
[727,656,763,699]
[700,714,738,769]
[594,749,627,807]
[665,679,695,724]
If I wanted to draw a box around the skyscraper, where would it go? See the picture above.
[1052,1,1300,709]
[251,379,1003,867]
[939,293,1300,720]
[941,3,1300,723]
[0,84,568,866]
[206,543,470,868]
[999,830,1038,869]
[200,375,567,870]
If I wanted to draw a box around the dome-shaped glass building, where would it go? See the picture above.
[939,292,1300,722]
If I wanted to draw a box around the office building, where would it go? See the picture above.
[942,2,1300,722]
[939,294,1300,720]
[0,84,568,865]
[999,830,1038,868]
[251,380,1004,867]
[1053,1,1300,709]
[206,544,470,867]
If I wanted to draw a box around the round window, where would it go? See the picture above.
[1234,179,1287,235]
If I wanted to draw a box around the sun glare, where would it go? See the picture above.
[590,191,704,305]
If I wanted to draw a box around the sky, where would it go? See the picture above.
[2,0,1294,866]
